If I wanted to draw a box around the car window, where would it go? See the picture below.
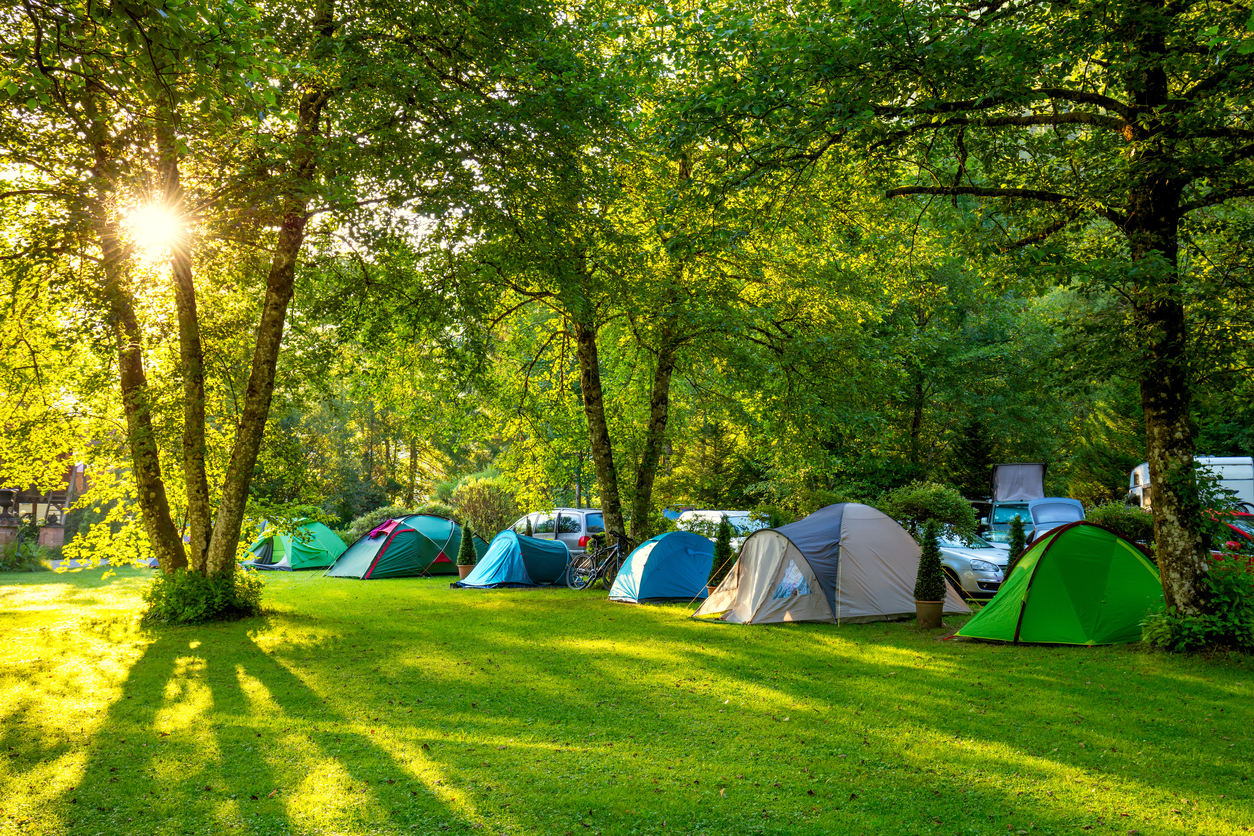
[585,513,604,534]
[992,505,1029,524]
[1032,502,1084,524]
[938,533,996,549]
[533,514,555,534]
[1227,517,1254,537]
[513,515,532,534]
[556,514,580,534]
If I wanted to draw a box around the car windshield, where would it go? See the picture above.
[1032,502,1084,524]
[1227,516,1254,537]
[727,515,767,535]
[938,528,996,549]
[991,505,1029,524]
[585,513,605,534]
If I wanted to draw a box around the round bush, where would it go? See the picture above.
[1086,502,1154,545]
[141,569,264,625]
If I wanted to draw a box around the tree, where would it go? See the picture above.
[2,0,581,597]
[914,520,947,603]
[664,0,1254,615]
[1006,515,1028,576]
[710,514,735,587]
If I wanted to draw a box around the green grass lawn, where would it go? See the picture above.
[1,569,1251,836]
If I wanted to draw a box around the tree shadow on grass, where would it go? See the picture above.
[46,621,500,836]
[369,588,1254,835]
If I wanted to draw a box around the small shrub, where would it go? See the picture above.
[1006,515,1027,575]
[1142,553,1254,652]
[141,569,265,625]
[524,517,534,537]
[0,541,53,572]
[457,524,478,566]
[1087,502,1154,546]
[451,477,520,540]
[914,520,946,601]
[414,501,459,521]
[757,506,792,529]
[709,516,735,587]
[875,482,978,539]
[345,505,413,544]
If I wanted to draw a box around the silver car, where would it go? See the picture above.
[511,508,605,556]
[938,530,1007,599]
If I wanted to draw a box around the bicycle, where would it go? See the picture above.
[567,533,628,590]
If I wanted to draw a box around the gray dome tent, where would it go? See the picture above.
[693,503,970,624]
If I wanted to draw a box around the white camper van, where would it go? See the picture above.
[1129,457,1254,509]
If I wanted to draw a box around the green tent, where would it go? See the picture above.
[956,521,1162,645]
[325,514,488,579]
[242,520,347,571]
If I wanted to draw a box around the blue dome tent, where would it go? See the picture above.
[609,531,713,603]
[453,530,571,588]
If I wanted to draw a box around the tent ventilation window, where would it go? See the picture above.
[772,560,811,599]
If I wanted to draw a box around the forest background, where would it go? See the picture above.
[2,0,1253,616]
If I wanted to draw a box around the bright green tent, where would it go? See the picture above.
[325,515,488,579]
[242,520,347,571]
[956,522,1162,645]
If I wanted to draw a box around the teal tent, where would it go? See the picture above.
[609,531,713,603]
[453,530,570,588]
[326,515,487,579]
[242,520,346,571]
[956,522,1162,645]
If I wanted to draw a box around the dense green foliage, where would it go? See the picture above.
[710,515,735,586]
[875,482,978,538]
[450,478,520,541]
[0,542,54,572]
[1142,555,1254,652]
[140,569,264,625]
[1086,503,1155,546]
[914,520,947,602]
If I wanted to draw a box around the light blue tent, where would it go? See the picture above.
[609,531,713,603]
[453,530,571,588]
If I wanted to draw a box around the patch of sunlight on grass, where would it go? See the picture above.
[4,571,1253,836]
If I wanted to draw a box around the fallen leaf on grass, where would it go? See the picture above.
[267,789,278,798]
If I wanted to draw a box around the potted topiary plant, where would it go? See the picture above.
[914,519,946,628]
[456,523,478,580]
[708,515,735,595]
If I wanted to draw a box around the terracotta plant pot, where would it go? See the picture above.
[915,599,943,629]
[706,584,718,597]
[457,564,474,580]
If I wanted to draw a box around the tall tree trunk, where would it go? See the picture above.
[156,107,212,572]
[84,82,186,572]
[573,316,627,544]
[202,15,334,575]
[630,320,680,542]
[1122,0,1209,614]
[407,436,418,506]
[101,224,187,572]
[907,375,925,466]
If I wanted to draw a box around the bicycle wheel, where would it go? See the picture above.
[567,554,596,590]
[600,551,622,589]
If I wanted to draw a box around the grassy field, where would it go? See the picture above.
[1,569,1251,836]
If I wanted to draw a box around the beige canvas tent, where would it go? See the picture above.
[693,503,970,624]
